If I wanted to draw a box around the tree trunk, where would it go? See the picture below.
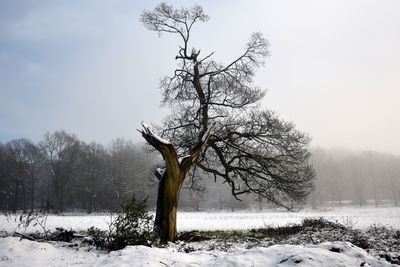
[391,184,398,207]
[139,123,212,243]
[372,180,379,207]
[53,179,63,213]
[258,196,263,211]
[88,194,94,214]
[30,178,35,213]
[311,191,317,210]
[152,143,187,243]
[54,188,64,213]
[218,192,222,210]
[22,183,27,213]
[13,180,20,213]
[194,199,200,211]
[154,170,184,243]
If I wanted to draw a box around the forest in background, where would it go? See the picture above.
[1,131,399,213]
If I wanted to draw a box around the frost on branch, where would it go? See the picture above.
[139,122,171,147]
[178,155,191,165]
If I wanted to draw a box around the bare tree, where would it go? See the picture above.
[140,3,314,243]
[361,152,382,207]
[108,139,144,209]
[21,140,44,212]
[381,154,399,207]
[76,142,109,213]
[1,139,43,212]
[39,131,80,213]
[3,139,27,212]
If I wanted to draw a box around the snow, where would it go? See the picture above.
[0,237,394,267]
[176,206,400,231]
[152,133,171,145]
[1,207,399,266]
[141,122,171,145]
[0,213,112,233]
[201,122,215,142]
[178,155,191,164]
[1,206,399,234]
[155,167,165,177]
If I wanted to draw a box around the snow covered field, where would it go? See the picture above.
[177,206,400,231]
[1,206,399,266]
[1,206,399,233]
[0,238,395,267]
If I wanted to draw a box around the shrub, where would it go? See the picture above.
[351,230,370,249]
[301,218,346,230]
[88,195,154,250]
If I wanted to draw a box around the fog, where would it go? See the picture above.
[1,133,398,212]
[1,0,400,155]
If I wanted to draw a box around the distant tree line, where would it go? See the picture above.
[309,147,400,208]
[181,147,400,211]
[0,131,157,213]
[1,132,399,213]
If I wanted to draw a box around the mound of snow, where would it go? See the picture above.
[0,237,394,267]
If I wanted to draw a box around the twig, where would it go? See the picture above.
[14,232,35,241]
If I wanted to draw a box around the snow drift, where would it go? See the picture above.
[0,237,394,267]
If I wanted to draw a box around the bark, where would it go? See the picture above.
[152,147,187,242]
[154,165,185,242]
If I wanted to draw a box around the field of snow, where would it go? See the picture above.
[0,237,395,267]
[177,206,400,231]
[1,206,399,266]
[1,206,399,234]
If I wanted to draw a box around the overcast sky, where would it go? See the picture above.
[1,0,399,154]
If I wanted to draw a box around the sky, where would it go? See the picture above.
[1,0,399,155]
